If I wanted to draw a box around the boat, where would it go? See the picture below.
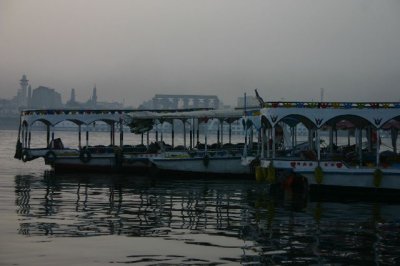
[14,108,254,175]
[242,100,400,191]
[144,109,253,176]
[14,109,201,172]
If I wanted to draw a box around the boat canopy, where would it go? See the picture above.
[258,101,400,129]
[126,109,243,121]
[19,108,244,127]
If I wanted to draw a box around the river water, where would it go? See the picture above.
[1,129,400,265]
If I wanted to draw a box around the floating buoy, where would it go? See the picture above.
[283,174,294,189]
[79,149,91,163]
[314,166,323,184]
[255,166,264,182]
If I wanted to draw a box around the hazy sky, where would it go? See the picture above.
[1,0,400,107]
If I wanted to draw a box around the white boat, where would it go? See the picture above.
[14,109,190,172]
[242,100,400,191]
[146,109,254,176]
[14,108,252,175]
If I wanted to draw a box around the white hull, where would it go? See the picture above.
[259,158,400,190]
[151,156,251,175]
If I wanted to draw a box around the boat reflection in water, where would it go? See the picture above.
[14,172,400,265]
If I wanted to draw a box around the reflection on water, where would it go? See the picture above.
[15,172,400,265]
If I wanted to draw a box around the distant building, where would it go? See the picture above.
[65,85,123,109]
[85,85,98,108]
[0,75,125,128]
[15,74,29,107]
[30,86,63,109]
[66,88,77,106]
[140,94,222,110]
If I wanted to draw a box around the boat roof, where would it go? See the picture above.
[127,109,244,120]
[259,101,400,129]
[19,108,244,127]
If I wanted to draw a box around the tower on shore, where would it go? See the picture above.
[70,88,76,103]
[91,85,97,106]
[17,74,29,107]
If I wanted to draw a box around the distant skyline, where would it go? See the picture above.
[1,0,400,106]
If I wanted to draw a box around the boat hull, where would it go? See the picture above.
[151,156,251,176]
[259,158,400,190]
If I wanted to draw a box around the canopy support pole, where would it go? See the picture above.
[376,129,381,166]
[86,125,89,148]
[78,124,82,149]
[272,126,276,159]
[119,119,124,148]
[46,124,50,148]
[171,119,174,148]
[183,119,186,149]
[317,128,321,162]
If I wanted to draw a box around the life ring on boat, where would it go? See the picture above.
[21,149,30,162]
[203,154,210,167]
[45,151,57,164]
[79,149,91,163]
[249,157,261,173]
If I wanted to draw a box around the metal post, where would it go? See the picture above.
[228,123,232,144]
[46,124,50,148]
[358,128,363,166]
[86,126,89,148]
[220,119,224,147]
[183,119,186,149]
[272,126,276,159]
[317,128,321,161]
[24,125,28,148]
[196,118,200,145]
[192,118,195,148]
[78,124,82,149]
[28,131,31,148]
[335,128,338,147]
[21,124,25,148]
[119,119,123,148]
[267,127,270,158]
[217,120,220,147]
[51,126,55,149]
[161,122,163,142]
[112,122,116,146]
[291,126,295,149]
[189,122,193,149]
[171,119,174,148]
[261,127,265,159]
[155,124,159,142]
[376,129,380,166]
[204,122,208,153]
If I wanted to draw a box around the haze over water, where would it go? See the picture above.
[1,129,400,265]
[1,0,400,106]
